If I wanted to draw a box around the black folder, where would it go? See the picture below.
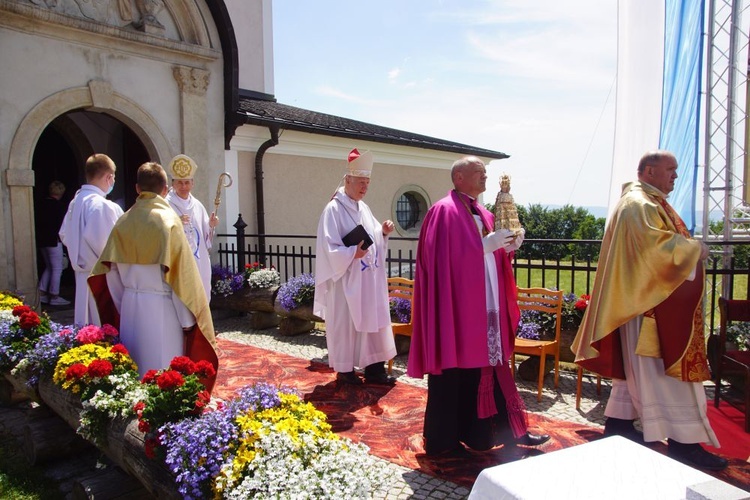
[342,224,373,250]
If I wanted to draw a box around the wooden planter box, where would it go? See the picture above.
[559,329,577,364]
[210,286,279,313]
[1,370,40,404]
[36,378,181,499]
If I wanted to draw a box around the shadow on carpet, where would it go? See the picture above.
[213,338,750,491]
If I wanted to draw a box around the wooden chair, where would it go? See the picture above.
[514,287,564,402]
[714,296,750,432]
[387,277,414,374]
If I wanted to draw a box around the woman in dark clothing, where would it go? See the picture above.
[37,181,69,306]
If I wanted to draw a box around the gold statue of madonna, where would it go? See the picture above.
[494,174,523,234]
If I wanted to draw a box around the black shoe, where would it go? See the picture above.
[336,371,363,385]
[425,444,471,458]
[603,417,644,443]
[515,432,550,447]
[667,439,728,471]
[364,372,396,385]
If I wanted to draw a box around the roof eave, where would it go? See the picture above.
[235,112,510,160]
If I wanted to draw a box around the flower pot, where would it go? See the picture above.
[210,286,279,313]
[559,329,578,364]
[394,334,411,355]
[2,369,39,403]
[36,378,181,498]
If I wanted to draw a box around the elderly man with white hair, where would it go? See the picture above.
[314,148,398,386]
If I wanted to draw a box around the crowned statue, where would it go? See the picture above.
[494,174,523,234]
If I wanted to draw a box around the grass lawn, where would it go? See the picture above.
[513,259,596,297]
[511,259,748,333]
[0,439,63,499]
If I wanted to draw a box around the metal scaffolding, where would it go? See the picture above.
[703,0,750,298]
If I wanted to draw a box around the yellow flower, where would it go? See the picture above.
[53,343,138,394]
[0,292,23,311]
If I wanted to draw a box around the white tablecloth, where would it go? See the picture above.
[468,436,721,500]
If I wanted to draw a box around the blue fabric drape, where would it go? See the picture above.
[658,0,704,233]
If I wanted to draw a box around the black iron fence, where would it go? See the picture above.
[214,218,750,334]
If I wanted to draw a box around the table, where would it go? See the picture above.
[468,436,742,500]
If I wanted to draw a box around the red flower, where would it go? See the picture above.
[19,311,41,330]
[144,436,159,458]
[133,401,145,414]
[12,305,31,317]
[138,419,151,434]
[156,370,184,390]
[195,360,216,379]
[65,363,88,380]
[192,390,211,414]
[574,294,591,311]
[141,370,159,384]
[110,344,129,355]
[169,356,196,375]
[100,324,119,338]
[87,359,113,378]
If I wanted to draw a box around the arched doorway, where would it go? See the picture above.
[32,111,149,298]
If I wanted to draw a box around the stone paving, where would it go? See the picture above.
[214,312,611,500]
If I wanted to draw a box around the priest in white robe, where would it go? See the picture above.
[313,149,397,385]
[164,154,218,300]
[88,162,219,392]
[59,153,123,327]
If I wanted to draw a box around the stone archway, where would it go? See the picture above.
[6,80,172,300]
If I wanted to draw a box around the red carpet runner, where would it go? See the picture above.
[213,338,750,491]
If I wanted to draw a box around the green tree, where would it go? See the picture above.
[708,217,750,267]
[510,203,604,260]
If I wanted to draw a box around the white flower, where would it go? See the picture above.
[213,278,235,297]
[0,310,14,323]
[247,269,281,289]
[77,372,146,441]
[217,430,395,499]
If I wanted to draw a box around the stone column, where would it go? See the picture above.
[172,65,210,202]
[6,168,36,299]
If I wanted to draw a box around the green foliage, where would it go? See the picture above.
[487,203,605,260]
[0,438,64,499]
[708,218,750,267]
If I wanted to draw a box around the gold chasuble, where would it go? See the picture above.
[572,181,710,382]
[88,192,219,390]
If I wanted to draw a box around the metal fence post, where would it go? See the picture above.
[234,214,248,272]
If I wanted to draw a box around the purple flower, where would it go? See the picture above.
[211,265,245,296]
[24,325,77,386]
[160,383,300,499]
[162,410,236,500]
[277,273,315,312]
[517,309,542,340]
[389,297,411,323]
[0,312,54,371]
[226,382,299,416]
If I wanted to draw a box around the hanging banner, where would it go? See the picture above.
[609,0,704,233]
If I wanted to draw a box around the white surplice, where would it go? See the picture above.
[313,188,396,372]
[59,185,123,326]
[605,314,720,447]
[105,263,195,377]
[165,190,212,300]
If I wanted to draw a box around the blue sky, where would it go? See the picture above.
[272,0,618,209]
